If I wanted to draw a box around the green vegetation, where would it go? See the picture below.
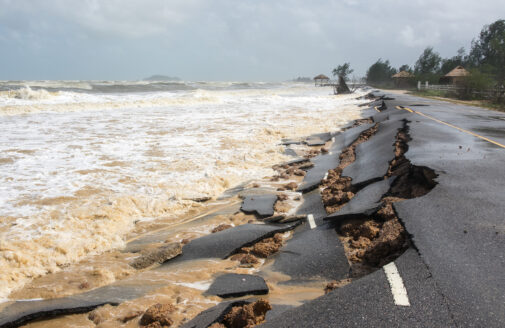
[366,59,396,87]
[332,63,354,81]
[440,47,466,75]
[398,64,412,73]
[363,18,505,107]
[414,47,442,84]
[468,19,505,85]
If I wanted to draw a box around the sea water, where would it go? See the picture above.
[0,80,364,298]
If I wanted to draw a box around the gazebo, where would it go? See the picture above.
[440,66,470,85]
[392,71,414,88]
[314,74,330,87]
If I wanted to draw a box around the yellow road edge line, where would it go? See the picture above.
[395,105,413,113]
[125,199,241,244]
[398,106,505,149]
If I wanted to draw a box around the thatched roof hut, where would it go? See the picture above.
[440,66,470,84]
[392,71,414,78]
[314,74,330,86]
[392,71,414,88]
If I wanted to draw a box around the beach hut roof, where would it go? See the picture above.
[314,74,330,80]
[445,66,470,77]
[392,71,414,78]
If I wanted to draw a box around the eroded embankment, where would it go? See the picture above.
[320,124,379,214]
[324,119,438,279]
[2,112,441,328]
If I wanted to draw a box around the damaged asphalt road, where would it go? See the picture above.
[1,91,504,328]
[264,92,505,327]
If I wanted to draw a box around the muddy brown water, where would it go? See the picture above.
[9,144,337,328]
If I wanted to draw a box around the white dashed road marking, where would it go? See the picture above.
[307,214,316,229]
[383,262,410,306]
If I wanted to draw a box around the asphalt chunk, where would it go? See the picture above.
[297,123,375,193]
[129,243,182,269]
[297,152,339,193]
[181,301,251,328]
[268,223,350,282]
[241,194,278,217]
[160,223,299,264]
[206,274,269,298]
[342,119,404,187]
[325,179,393,222]
[295,189,327,223]
[0,284,162,328]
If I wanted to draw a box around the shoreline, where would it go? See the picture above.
[0,85,365,302]
[2,89,504,327]
[0,103,365,327]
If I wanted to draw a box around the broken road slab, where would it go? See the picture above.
[0,284,162,328]
[206,274,268,298]
[159,223,299,265]
[261,249,454,328]
[241,194,278,217]
[343,119,403,187]
[268,223,349,282]
[325,178,393,222]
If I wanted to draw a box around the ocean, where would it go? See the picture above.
[0,80,364,299]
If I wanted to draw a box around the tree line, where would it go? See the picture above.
[333,19,504,104]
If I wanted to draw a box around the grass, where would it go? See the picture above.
[408,90,505,113]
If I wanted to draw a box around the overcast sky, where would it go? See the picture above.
[0,0,503,81]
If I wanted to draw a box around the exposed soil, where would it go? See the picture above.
[229,253,260,265]
[337,203,409,273]
[304,148,324,158]
[139,303,176,327]
[277,194,289,201]
[274,200,291,213]
[231,233,285,260]
[349,117,374,128]
[212,224,233,233]
[324,278,352,293]
[271,159,312,183]
[321,124,379,214]
[282,182,298,191]
[211,299,272,328]
[129,243,182,270]
[385,122,438,200]
[327,121,438,278]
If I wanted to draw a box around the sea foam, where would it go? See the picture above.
[0,82,366,298]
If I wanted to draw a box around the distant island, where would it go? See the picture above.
[291,77,313,83]
[143,75,181,81]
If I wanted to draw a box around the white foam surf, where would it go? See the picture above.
[0,82,366,298]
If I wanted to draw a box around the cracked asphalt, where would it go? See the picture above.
[1,91,504,328]
[263,92,505,327]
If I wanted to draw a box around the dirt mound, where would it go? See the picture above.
[214,299,272,328]
[233,233,284,259]
[212,224,233,233]
[140,303,176,327]
[337,204,408,268]
[350,117,374,128]
[229,253,260,265]
[271,159,312,182]
[324,278,352,293]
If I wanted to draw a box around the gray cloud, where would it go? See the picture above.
[0,0,503,80]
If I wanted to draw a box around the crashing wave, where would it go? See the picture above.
[8,86,55,100]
